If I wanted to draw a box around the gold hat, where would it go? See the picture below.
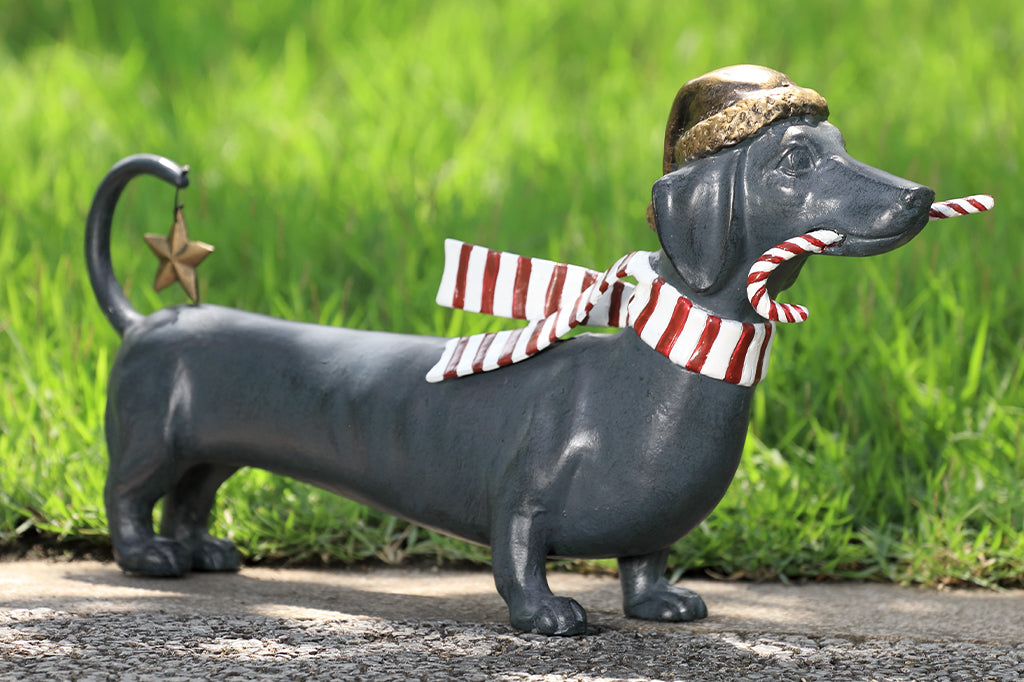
[662,65,829,174]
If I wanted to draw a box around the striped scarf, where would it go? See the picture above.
[425,239,799,386]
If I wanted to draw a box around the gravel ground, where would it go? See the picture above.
[4,607,1024,681]
[2,560,1023,680]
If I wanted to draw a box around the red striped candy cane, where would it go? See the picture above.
[746,229,844,323]
[929,194,994,220]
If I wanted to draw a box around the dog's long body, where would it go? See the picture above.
[90,67,935,635]
[112,304,748,557]
[105,296,749,635]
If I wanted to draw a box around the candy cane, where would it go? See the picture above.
[929,194,994,220]
[748,194,994,323]
[746,229,844,323]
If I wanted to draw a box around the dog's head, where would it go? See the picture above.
[650,65,934,307]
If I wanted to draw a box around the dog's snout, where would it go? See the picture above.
[904,186,936,211]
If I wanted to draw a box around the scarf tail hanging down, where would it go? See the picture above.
[425,240,776,386]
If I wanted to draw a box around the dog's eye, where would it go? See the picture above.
[779,147,814,176]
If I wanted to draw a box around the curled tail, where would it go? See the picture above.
[85,154,190,336]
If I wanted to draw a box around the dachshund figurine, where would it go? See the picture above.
[88,66,935,635]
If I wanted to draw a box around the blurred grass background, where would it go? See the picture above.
[1,0,1021,586]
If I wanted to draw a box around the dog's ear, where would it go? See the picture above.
[651,151,740,293]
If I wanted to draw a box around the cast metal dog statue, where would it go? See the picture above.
[87,66,935,635]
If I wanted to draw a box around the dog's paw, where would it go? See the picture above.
[115,537,190,577]
[511,596,588,636]
[191,536,241,572]
[624,583,707,622]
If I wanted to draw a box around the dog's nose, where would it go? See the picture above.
[904,186,936,211]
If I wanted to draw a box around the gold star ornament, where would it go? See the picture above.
[144,206,214,304]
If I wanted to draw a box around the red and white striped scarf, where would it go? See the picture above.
[425,240,798,386]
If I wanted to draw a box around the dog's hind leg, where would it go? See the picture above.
[104,427,191,577]
[160,464,241,572]
[618,549,707,622]
[491,507,587,636]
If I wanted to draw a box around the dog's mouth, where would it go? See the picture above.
[825,193,994,258]
[821,216,926,258]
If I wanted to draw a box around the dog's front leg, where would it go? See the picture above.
[619,549,708,622]
[491,508,587,636]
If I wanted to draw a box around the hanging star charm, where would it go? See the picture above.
[144,205,214,304]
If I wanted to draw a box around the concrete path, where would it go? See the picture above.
[1,559,1022,680]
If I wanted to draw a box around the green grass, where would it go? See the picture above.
[1,0,1022,587]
